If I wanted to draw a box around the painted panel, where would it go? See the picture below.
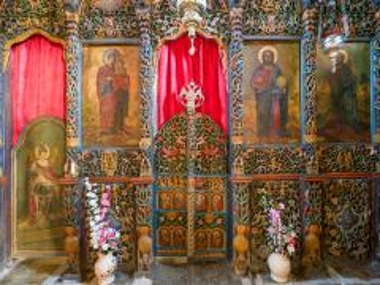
[192,177,227,260]
[13,118,65,254]
[155,176,188,257]
[243,41,301,144]
[155,114,188,257]
[323,179,372,260]
[82,45,140,147]
[316,43,370,142]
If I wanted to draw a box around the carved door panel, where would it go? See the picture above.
[154,113,228,261]
[189,177,228,261]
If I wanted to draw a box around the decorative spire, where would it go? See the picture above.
[177,0,207,55]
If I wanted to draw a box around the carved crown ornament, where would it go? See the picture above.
[177,0,207,55]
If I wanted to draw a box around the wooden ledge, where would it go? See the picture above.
[230,174,300,183]
[230,172,374,183]
[57,176,153,185]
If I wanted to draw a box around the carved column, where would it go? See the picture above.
[0,35,4,174]
[135,183,153,272]
[229,7,244,139]
[231,181,250,276]
[137,8,153,142]
[0,34,6,267]
[136,8,154,273]
[373,10,380,143]
[373,7,380,261]
[137,7,153,180]
[300,5,323,270]
[301,6,318,144]
[301,5,319,197]
[0,35,4,155]
[62,3,82,277]
[229,7,245,224]
[229,7,250,276]
[64,8,81,149]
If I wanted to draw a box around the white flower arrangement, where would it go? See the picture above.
[85,178,120,255]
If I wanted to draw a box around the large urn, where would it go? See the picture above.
[94,252,117,285]
[267,252,291,283]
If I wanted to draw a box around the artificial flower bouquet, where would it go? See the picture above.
[85,179,121,254]
[259,188,298,257]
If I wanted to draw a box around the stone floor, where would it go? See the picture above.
[1,257,380,285]
[0,256,67,285]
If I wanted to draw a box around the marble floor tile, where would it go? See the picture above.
[1,257,380,285]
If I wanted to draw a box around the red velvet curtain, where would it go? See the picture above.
[156,33,228,132]
[10,35,66,146]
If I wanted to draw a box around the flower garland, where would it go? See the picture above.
[85,178,120,254]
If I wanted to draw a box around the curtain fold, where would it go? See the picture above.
[156,33,228,133]
[10,35,66,146]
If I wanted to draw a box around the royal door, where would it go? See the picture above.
[154,112,228,262]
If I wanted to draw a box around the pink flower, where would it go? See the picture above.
[287,244,295,254]
[260,198,298,257]
[87,184,120,254]
[268,226,276,234]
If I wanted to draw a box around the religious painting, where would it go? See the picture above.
[243,41,300,144]
[82,44,140,147]
[13,118,65,254]
[316,43,370,142]
[195,230,208,250]
[210,229,224,249]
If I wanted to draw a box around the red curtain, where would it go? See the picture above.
[156,33,228,133]
[10,35,66,146]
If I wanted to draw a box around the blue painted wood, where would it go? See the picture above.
[0,36,6,269]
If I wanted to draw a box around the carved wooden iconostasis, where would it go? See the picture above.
[0,0,379,281]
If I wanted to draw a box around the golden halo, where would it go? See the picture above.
[337,49,349,64]
[258,46,278,64]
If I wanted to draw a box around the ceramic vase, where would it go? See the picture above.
[267,252,291,283]
[94,252,117,285]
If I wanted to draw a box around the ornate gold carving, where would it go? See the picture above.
[230,136,243,144]
[233,225,249,276]
[372,133,380,143]
[232,155,244,176]
[303,134,317,143]
[64,10,80,24]
[63,226,79,272]
[66,137,80,148]
[140,155,151,177]
[301,224,321,268]
[137,226,153,272]
[139,138,151,149]
[101,151,118,176]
